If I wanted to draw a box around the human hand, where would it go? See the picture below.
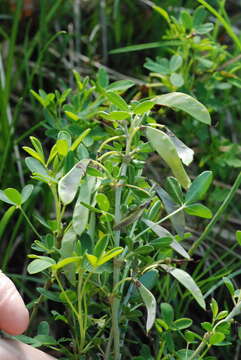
[0,271,55,359]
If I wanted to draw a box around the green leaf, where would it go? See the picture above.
[137,282,157,333]
[65,111,79,121]
[144,57,170,75]
[143,219,190,259]
[195,23,214,34]
[59,289,77,304]
[77,144,89,160]
[176,349,197,360]
[106,111,130,121]
[57,130,72,147]
[114,202,150,231]
[223,277,235,297]
[160,303,174,326]
[236,230,241,246]
[133,101,154,115]
[161,265,206,309]
[70,128,91,151]
[153,92,211,125]
[21,184,34,204]
[56,139,69,156]
[181,11,193,30]
[193,6,207,27]
[30,136,45,162]
[25,157,49,177]
[106,91,129,111]
[93,236,109,258]
[34,334,57,346]
[27,257,56,274]
[201,321,212,331]
[37,321,49,335]
[184,203,212,218]
[166,129,194,166]
[216,311,228,321]
[156,318,169,332]
[22,147,44,164]
[185,171,213,204]
[210,298,219,319]
[229,79,241,89]
[47,144,58,165]
[0,206,16,237]
[58,159,90,205]
[73,176,95,235]
[139,270,159,291]
[73,70,83,91]
[153,184,185,236]
[86,167,104,178]
[30,89,46,107]
[97,68,109,88]
[209,332,225,345]
[82,135,93,148]
[106,80,135,92]
[170,73,184,88]
[174,318,192,330]
[15,334,42,347]
[96,193,110,212]
[97,247,123,266]
[146,126,191,189]
[135,245,153,255]
[4,188,22,206]
[36,287,62,302]
[59,227,78,285]
[184,330,202,343]
[169,55,183,72]
[166,177,183,204]
[86,254,98,267]
[53,256,81,271]
[132,269,159,299]
[0,190,17,205]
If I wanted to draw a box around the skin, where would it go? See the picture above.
[0,271,56,360]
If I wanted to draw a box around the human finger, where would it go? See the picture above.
[0,271,29,335]
[0,338,56,360]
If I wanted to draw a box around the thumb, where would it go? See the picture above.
[0,271,29,335]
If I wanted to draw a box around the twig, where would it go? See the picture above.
[217,54,241,71]
[49,48,145,86]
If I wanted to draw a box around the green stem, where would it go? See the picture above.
[189,171,241,255]
[134,204,185,241]
[50,185,63,247]
[90,159,114,180]
[113,277,132,294]
[199,344,211,359]
[77,271,85,352]
[77,271,92,351]
[55,272,79,320]
[29,279,52,328]
[157,340,165,360]
[189,333,210,360]
[104,328,113,360]
[112,126,132,360]
[20,207,41,239]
